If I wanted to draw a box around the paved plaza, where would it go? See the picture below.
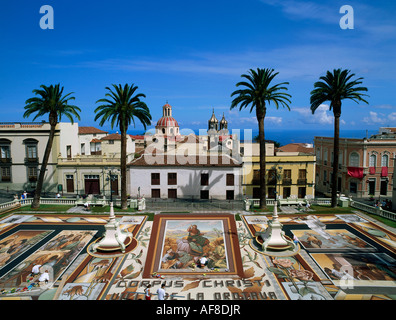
[0,207,395,305]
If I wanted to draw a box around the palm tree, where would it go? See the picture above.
[231,68,291,210]
[310,68,369,207]
[24,84,81,209]
[95,84,152,210]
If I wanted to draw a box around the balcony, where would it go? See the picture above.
[282,178,292,186]
[267,178,277,185]
[297,179,307,185]
[25,157,39,164]
[0,158,12,164]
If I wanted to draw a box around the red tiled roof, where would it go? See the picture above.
[79,126,108,134]
[278,143,314,154]
[90,138,102,143]
[130,135,145,140]
[101,133,121,140]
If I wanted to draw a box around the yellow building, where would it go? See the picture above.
[241,142,316,200]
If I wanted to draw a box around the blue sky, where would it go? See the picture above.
[0,0,395,134]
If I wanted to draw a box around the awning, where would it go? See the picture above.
[347,167,364,179]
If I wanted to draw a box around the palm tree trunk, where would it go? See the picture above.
[31,124,56,209]
[331,113,340,208]
[257,107,267,210]
[120,126,128,210]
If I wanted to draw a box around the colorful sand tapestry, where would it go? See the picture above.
[0,230,53,268]
[0,230,97,288]
[144,215,243,277]
[292,229,375,252]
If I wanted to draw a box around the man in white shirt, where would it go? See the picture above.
[156,284,166,300]
[39,270,50,284]
[31,264,42,275]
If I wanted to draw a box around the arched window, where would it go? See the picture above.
[369,154,376,167]
[381,154,389,167]
[0,139,11,162]
[349,152,359,167]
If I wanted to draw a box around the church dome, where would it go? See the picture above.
[209,109,218,123]
[220,113,228,125]
[156,116,179,128]
[155,102,179,128]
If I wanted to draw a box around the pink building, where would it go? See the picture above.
[314,128,395,204]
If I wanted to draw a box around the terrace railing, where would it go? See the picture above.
[350,199,396,222]
[0,197,143,213]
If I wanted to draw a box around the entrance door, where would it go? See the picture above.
[66,176,74,193]
[253,188,260,199]
[84,175,100,194]
[298,187,306,199]
[368,180,375,195]
[380,180,388,196]
[111,177,118,196]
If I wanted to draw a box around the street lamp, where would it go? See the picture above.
[106,168,119,204]
[74,169,79,198]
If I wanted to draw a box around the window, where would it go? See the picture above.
[323,148,328,165]
[0,139,11,163]
[298,169,307,184]
[168,189,177,199]
[84,175,100,179]
[200,190,209,199]
[267,169,276,185]
[81,143,85,155]
[151,189,160,198]
[369,154,376,167]
[151,173,160,185]
[26,145,37,159]
[168,172,177,185]
[381,154,389,167]
[108,140,114,144]
[28,167,38,181]
[226,174,234,186]
[90,142,101,155]
[66,145,72,159]
[201,173,209,186]
[226,190,234,200]
[349,152,359,167]
[283,169,292,185]
[253,170,260,184]
[316,148,321,161]
[1,167,11,182]
[0,145,11,161]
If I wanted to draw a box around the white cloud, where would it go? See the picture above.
[388,112,396,122]
[293,104,333,125]
[362,111,386,124]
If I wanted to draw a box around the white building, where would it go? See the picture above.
[0,122,60,194]
[128,153,243,200]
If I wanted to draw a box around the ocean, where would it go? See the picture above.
[123,128,377,147]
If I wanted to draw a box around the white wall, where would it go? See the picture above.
[58,122,79,157]
[129,166,242,200]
